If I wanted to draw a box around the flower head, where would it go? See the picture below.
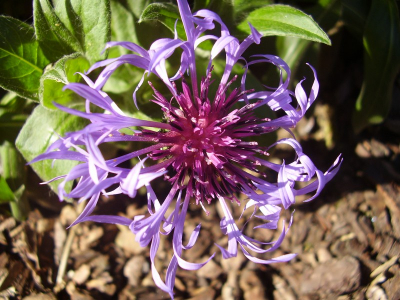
[31,0,342,298]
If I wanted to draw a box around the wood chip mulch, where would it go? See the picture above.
[1,135,399,300]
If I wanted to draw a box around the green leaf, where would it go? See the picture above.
[139,3,186,40]
[233,0,271,11]
[0,142,25,198]
[0,16,49,100]
[16,104,89,193]
[9,184,29,221]
[138,2,214,50]
[275,0,340,80]
[0,176,16,203]
[102,60,143,94]
[61,0,111,63]
[353,0,400,132]
[34,0,111,63]
[126,0,152,19]
[53,0,84,43]
[0,141,25,199]
[0,113,27,144]
[40,53,90,109]
[236,5,331,45]
[0,141,24,187]
[101,1,143,95]
[0,92,28,115]
[276,36,311,78]
[232,0,272,21]
[0,141,29,219]
[111,0,139,48]
[34,0,82,62]
[0,93,30,143]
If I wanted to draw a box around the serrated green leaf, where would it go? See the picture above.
[236,5,331,45]
[353,0,400,132]
[34,0,111,64]
[139,3,186,40]
[0,176,16,203]
[40,53,90,109]
[0,17,49,100]
[16,104,89,193]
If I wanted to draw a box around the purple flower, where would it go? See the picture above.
[31,0,342,298]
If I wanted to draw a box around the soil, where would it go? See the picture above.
[1,118,400,300]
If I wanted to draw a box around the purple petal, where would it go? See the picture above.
[68,193,100,228]
[79,215,132,226]
[240,245,297,264]
[149,233,174,298]
[177,0,196,42]
[120,158,147,198]
[104,41,149,58]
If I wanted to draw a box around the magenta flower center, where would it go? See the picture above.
[142,76,270,205]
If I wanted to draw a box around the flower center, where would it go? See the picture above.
[175,114,230,168]
[144,76,264,204]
